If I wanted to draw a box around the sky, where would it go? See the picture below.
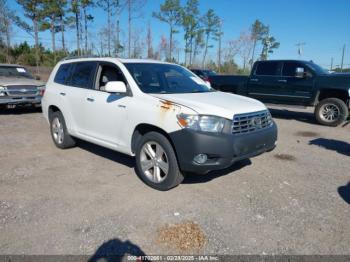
[9,0,350,69]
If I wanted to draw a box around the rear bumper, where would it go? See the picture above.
[170,121,278,174]
[0,96,42,105]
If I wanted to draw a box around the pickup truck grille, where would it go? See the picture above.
[232,110,273,134]
[5,85,38,97]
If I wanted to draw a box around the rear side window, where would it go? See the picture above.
[54,64,71,85]
[69,62,97,89]
[255,62,280,76]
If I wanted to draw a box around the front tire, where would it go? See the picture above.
[135,132,184,191]
[50,111,76,149]
[315,98,349,126]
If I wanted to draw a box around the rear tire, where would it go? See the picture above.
[50,111,76,149]
[315,98,348,126]
[135,131,184,191]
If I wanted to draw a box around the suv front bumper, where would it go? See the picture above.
[170,121,278,174]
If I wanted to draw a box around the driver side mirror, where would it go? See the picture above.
[295,67,305,78]
[105,81,127,93]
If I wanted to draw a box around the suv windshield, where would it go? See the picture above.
[124,63,213,94]
[0,66,34,79]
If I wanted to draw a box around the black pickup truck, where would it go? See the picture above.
[209,60,350,126]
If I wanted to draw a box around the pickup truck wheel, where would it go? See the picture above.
[315,98,349,126]
[135,132,184,191]
[50,111,76,149]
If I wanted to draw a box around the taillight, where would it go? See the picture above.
[38,86,45,96]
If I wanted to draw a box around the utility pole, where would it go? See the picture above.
[341,44,346,72]
[296,42,306,57]
[330,57,333,71]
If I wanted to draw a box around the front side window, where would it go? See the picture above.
[69,62,97,89]
[255,62,280,76]
[282,62,309,77]
[98,64,127,91]
[0,66,34,79]
[124,63,212,94]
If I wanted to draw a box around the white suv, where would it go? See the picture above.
[42,57,277,190]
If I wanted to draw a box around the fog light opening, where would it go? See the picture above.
[193,154,208,164]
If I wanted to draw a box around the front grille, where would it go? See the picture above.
[232,110,273,134]
[5,85,38,96]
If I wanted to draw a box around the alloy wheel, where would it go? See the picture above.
[320,103,340,122]
[52,117,64,144]
[140,141,169,183]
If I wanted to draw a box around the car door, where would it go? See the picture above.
[82,62,131,148]
[64,61,98,136]
[247,61,283,103]
[279,61,315,105]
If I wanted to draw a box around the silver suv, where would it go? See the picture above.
[0,64,45,108]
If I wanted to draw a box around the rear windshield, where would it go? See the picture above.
[0,66,34,79]
[124,63,213,94]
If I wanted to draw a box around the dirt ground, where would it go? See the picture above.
[0,106,349,256]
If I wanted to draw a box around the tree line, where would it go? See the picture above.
[0,0,280,74]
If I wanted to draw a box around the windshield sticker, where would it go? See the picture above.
[16,68,26,73]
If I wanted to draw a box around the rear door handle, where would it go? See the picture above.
[250,78,259,82]
[278,79,287,83]
[86,97,94,102]
[60,92,66,96]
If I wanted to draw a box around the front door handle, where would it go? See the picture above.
[86,97,94,102]
[278,79,287,83]
[60,92,66,96]
[250,78,259,82]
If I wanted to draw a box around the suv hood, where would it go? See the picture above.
[152,91,267,119]
[0,76,45,86]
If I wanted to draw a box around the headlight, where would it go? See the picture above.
[0,86,5,96]
[177,114,226,133]
[348,88,350,97]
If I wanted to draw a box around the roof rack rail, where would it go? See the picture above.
[60,55,105,61]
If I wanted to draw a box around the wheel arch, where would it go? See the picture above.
[48,105,61,120]
[131,123,177,156]
[316,89,349,106]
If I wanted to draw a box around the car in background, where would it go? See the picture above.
[0,64,45,109]
[209,60,350,126]
[190,68,217,85]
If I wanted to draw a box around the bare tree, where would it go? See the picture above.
[146,22,154,58]
[131,27,144,58]
[126,0,146,58]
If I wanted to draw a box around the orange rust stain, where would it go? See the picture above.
[159,100,174,111]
